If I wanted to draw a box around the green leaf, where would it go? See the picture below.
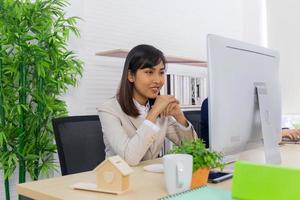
[0,131,8,147]
[25,154,40,160]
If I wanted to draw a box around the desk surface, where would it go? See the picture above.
[17,144,300,200]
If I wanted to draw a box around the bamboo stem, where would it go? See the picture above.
[0,49,11,200]
[18,62,27,200]
[34,76,44,180]
[18,62,26,186]
[4,179,10,200]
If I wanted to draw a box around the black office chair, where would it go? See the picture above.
[184,110,201,137]
[52,115,106,175]
[184,110,209,148]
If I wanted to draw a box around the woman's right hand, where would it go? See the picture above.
[146,95,178,123]
[282,129,300,140]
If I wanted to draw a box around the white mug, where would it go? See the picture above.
[163,154,193,195]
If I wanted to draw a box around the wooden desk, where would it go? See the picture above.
[17,144,300,200]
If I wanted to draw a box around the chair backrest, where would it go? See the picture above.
[183,110,201,136]
[52,115,105,175]
[184,110,209,147]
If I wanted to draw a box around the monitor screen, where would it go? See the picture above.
[207,34,281,164]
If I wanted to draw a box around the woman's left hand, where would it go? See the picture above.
[161,102,188,127]
[161,102,180,117]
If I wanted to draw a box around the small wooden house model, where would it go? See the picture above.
[71,155,133,194]
[94,155,133,193]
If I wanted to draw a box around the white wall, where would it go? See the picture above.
[63,0,265,115]
[266,0,300,114]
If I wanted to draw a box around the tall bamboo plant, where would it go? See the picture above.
[0,0,83,199]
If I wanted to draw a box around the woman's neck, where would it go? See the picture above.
[133,96,148,106]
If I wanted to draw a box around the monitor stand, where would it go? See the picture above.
[211,84,282,184]
[219,83,282,166]
[255,83,281,165]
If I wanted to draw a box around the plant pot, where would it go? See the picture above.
[190,167,209,189]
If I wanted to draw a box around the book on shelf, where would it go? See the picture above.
[161,74,207,110]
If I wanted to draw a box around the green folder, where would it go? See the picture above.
[159,186,231,200]
[232,161,300,200]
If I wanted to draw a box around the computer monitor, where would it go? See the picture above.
[207,34,282,164]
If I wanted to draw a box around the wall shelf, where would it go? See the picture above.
[95,49,207,67]
[180,105,201,111]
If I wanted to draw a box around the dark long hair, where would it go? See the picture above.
[117,44,166,117]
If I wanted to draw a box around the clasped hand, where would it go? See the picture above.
[152,95,183,119]
[146,95,188,127]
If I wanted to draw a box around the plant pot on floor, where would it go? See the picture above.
[191,167,209,189]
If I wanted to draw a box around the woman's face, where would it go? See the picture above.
[128,61,165,105]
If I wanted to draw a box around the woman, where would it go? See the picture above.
[97,44,197,166]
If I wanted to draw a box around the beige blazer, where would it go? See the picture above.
[97,98,197,166]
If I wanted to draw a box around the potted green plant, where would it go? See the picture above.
[0,0,83,199]
[169,138,224,189]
